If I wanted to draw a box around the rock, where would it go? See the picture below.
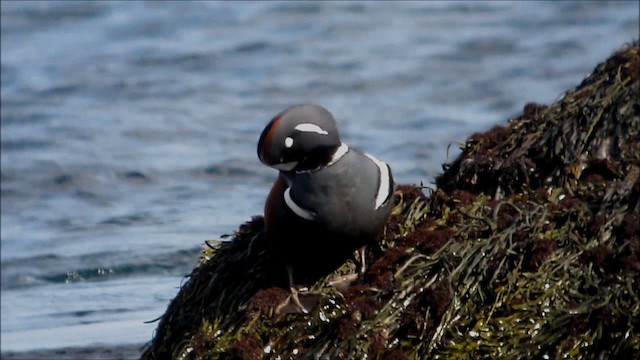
[142,41,640,360]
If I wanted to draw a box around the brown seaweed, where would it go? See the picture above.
[142,41,640,360]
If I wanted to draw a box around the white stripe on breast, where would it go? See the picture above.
[284,187,316,220]
[364,153,391,209]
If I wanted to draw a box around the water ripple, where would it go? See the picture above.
[1,0,637,353]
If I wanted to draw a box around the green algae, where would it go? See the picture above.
[142,41,640,360]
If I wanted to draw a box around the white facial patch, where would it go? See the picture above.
[365,153,392,210]
[294,123,329,135]
[285,137,294,148]
[273,161,298,171]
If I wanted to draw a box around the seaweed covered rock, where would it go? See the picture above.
[142,41,639,360]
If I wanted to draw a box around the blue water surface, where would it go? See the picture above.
[1,0,638,354]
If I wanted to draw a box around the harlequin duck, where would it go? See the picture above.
[258,104,395,312]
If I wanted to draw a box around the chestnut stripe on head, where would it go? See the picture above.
[258,113,285,164]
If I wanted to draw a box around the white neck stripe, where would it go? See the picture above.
[327,143,349,166]
[364,153,391,209]
[294,143,348,174]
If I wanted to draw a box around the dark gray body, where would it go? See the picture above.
[284,147,394,240]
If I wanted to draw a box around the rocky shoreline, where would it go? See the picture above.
[141,41,639,360]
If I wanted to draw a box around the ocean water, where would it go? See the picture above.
[1,1,638,357]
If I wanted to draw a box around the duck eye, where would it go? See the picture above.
[285,137,294,148]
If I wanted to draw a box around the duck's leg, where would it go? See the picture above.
[286,265,308,314]
[328,245,368,291]
[358,245,367,275]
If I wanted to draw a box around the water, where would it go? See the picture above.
[1,0,637,356]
